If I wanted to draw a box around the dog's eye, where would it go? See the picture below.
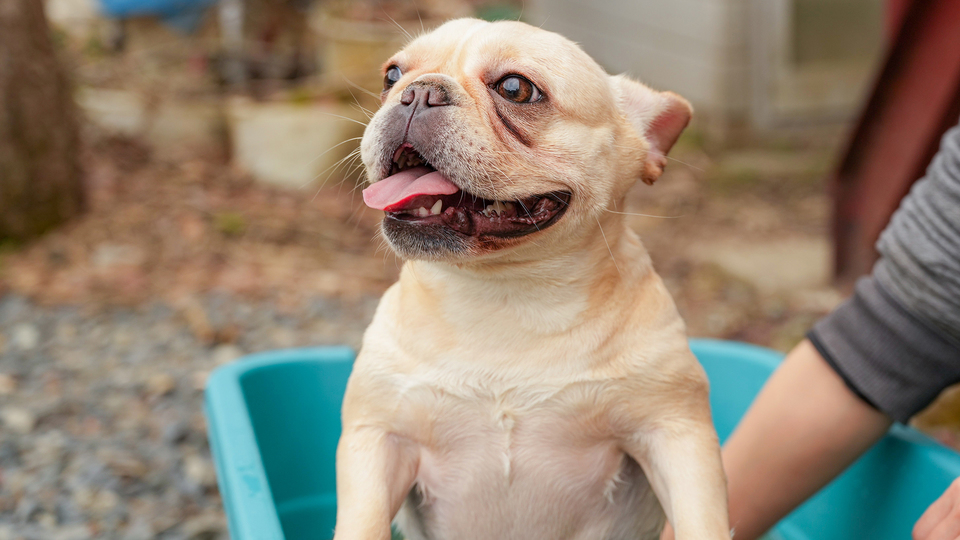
[495,75,541,103]
[384,66,403,91]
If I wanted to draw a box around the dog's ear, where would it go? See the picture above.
[610,75,692,185]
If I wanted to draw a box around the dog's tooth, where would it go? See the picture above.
[504,202,515,212]
[417,206,429,217]
[430,200,442,215]
[484,204,496,217]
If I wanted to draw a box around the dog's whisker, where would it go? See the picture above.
[318,111,369,128]
[655,153,705,172]
[350,103,374,121]
[378,10,414,42]
[604,209,684,219]
[345,86,376,119]
[298,138,365,189]
[595,216,622,278]
[312,149,363,201]
[340,74,382,100]
[308,151,361,195]
[412,0,425,35]
[515,199,541,233]
[618,146,704,173]
[310,157,362,200]
[346,196,367,228]
[333,154,366,198]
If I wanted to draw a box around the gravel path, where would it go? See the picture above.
[0,292,378,540]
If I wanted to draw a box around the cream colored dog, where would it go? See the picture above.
[336,18,729,540]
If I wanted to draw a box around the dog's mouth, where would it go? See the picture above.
[363,144,571,238]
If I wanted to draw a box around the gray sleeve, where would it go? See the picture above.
[807,120,960,423]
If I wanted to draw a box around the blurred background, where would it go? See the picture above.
[0,0,958,538]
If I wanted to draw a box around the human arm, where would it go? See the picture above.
[716,339,892,539]
[664,118,960,540]
[660,339,892,540]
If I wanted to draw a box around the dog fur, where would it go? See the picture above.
[335,18,730,540]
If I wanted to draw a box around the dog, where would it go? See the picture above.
[335,18,729,540]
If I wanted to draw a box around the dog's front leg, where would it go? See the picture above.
[624,423,730,540]
[334,426,420,540]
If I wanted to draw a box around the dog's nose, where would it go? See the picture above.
[400,83,452,107]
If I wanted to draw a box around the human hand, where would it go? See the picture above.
[914,478,960,540]
[661,478,960,540]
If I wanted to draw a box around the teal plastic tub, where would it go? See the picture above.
[204,339,960,540]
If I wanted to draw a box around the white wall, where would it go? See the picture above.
[528,0,884,138]
[529,0,752,134]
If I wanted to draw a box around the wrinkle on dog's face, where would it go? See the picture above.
[361,18,689,262]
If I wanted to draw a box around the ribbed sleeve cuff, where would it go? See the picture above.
[807,277,960,423]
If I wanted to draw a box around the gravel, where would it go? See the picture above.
[0,292,378,539]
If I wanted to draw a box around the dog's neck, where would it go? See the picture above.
[398,212,655,337]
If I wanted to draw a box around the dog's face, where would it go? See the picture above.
[361,18,691,262]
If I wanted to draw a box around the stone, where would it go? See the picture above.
[181,512,226,540]
[0,441,20,467]
[146,373,177,398]
[92,243,145,269]
[29,431,67,467]
[90,490,120,515]
[0,373,16,395]
[211,344,244,366]
[191,370,210,391]
[11,323,40,351]
[50,526,93,540]
[270,327,296,348]
[1,407,37,434]
[56,323,78,342]
[72,487,95,510]
[98,448,148,479]
[161,420,190,445]
[122,518,155,540]
[183,455,217,489]
[177,299,214,344]
[37,512,57,528]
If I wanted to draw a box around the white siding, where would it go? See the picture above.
[529,0,751,121]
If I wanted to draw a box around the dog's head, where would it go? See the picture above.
[361,18,691,262]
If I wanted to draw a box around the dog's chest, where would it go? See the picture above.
[389,370,663,540]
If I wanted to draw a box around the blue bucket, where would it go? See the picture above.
[204,339,960,540]
[97,0,216,32]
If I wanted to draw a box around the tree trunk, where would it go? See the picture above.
[0,0,83,242]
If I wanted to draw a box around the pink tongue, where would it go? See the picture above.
[362,166,460,211]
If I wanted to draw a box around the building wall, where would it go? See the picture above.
[529,0,884,141]
[529,0,752,138]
